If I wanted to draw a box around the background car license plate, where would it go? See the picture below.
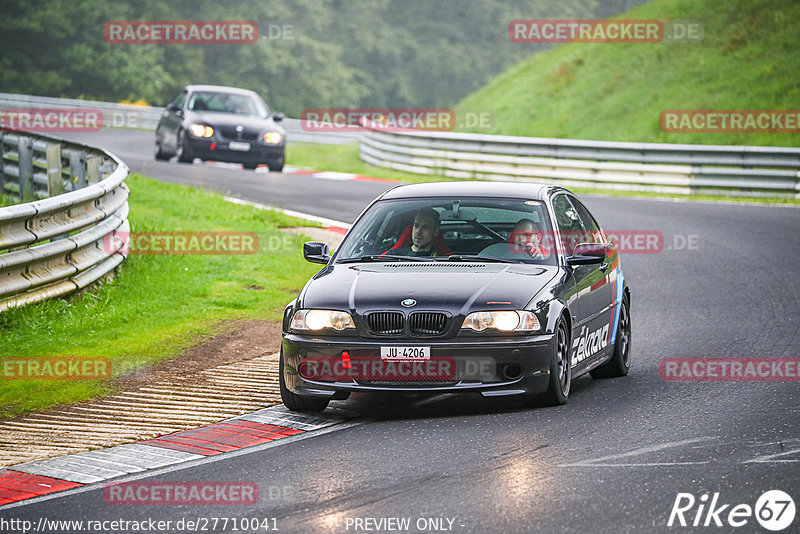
[381,346,430,360]
[228,141,250,151]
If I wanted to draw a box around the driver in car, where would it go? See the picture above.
[394,208,441,257]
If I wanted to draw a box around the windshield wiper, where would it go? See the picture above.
[436,255,519,263]
[338,254,434,263]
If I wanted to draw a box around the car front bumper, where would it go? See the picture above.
[186,137,284,164]
[281,333,555,399]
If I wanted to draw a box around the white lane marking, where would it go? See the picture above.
[313,171,358,180]
[564,462,711,467]
[743,448,800,464]
[559,436,717,467]
[223,196,352,229]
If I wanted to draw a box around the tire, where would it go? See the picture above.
[175,130,193,163]
[154,138,169,161]
[279,348,330,412]
[539,316,571,406]
[267,160,284,172]
[590,294,631,379]
[243,162,259,170]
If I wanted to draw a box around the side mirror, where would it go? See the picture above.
[272,112,285,122]
[567,242,606,265]
[303,241,330,264]
[166,103,179,112]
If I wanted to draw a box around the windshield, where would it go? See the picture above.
[336,197,558,265]
[187,91,269,117]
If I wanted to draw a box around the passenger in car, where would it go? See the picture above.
[478,218,548,259]
[511,218,546,259]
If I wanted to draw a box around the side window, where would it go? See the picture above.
[171,91,187,109]
[552,194,586,255]
[569,197,604,244]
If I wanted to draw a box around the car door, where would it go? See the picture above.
[159,90,186,151]
[569,196,615,332]
[551,193,613,369]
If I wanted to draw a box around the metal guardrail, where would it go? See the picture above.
[0,131,130,312]
[359,124,800,198]
[0,92,361,145]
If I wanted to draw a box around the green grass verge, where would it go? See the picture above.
[456,0,800,147]
[0,174,323,418]
[286,142,800,205]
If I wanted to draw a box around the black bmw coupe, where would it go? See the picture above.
[155,84,286,171]
[281,182,631,411]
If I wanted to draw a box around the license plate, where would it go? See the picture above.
[380,346,430,360]
[228,141,251,151]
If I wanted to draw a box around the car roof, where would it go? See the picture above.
[378,181,570,201]
[185,85,260,97]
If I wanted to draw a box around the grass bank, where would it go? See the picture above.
[456,0,799,147]
[0,174,322,418]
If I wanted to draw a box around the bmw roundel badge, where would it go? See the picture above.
[401,298,417,307]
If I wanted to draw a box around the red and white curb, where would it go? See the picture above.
[283,167,395,183]
[198,160,396,183]
[223,196,352,235]
[0,405,352,507]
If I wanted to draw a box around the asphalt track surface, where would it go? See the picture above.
[2,129,798,533]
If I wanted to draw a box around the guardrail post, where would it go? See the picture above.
[18,136,34,202]
[86,155,101,185]
[46,143,64,197]
[69,149,86,190]
[98,160,116,181]
[0,131,5,196]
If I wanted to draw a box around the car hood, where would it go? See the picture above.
[186,111,284,133]
[299,262,559,314]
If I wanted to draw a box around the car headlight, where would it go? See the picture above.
[461,310,540,332]
[291,309,355,331]
[263,131,283,144]
[188,123,214,138]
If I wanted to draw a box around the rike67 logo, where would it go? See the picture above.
[668,490,795,531]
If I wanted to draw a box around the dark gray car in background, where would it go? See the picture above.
[155,84,286,171]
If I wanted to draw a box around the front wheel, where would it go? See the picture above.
[279,349,330,412]
[154,138,169,160]
[590,294,631,379]
[267,159,284,172]
[539,317,571,406]
[175,130,193,163]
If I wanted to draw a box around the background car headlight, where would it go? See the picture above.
[291,309,355,331]
[188,123,214,138]
[263,131,283,144]
[461,310,540,332]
